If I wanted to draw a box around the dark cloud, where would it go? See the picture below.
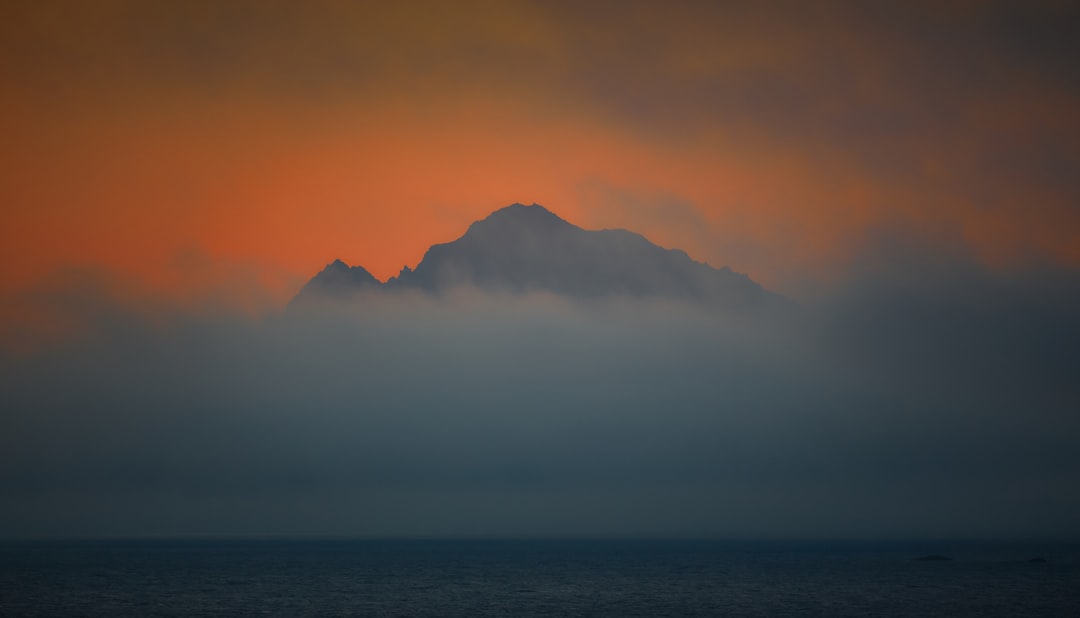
[2,242,1078,538]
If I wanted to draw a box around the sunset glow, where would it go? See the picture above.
[3,1,1078,307]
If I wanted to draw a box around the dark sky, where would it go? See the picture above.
[1,1,1079,538]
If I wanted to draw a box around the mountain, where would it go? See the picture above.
[291,203,786,310]
[292,259,380,302]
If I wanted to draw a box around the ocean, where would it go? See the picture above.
[1,539,1078,616]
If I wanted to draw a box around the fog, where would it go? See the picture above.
[2,248,1078,539]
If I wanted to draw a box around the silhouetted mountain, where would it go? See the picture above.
[290,259,380,306]
[291,203,786,310]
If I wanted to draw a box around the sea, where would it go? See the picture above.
[1,539,1078,616]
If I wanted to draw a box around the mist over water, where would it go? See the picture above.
[1,245,1079,539]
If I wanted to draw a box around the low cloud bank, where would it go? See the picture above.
[2,249,1078,539]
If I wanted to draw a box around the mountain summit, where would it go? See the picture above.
[292,203,785,310]
[293,259,380,302]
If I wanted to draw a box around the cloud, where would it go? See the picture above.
[2,243,1078,538]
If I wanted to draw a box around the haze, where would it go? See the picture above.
[1,1,1078,539]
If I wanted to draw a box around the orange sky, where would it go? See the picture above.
[2,0,1079,306]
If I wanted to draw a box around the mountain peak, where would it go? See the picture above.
[290,259,380,306]
[492,202,553,216]
[465,203,574,237]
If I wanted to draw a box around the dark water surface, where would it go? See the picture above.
[1,539,1078,616]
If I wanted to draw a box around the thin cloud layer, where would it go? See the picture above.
[2,243,1078,538]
